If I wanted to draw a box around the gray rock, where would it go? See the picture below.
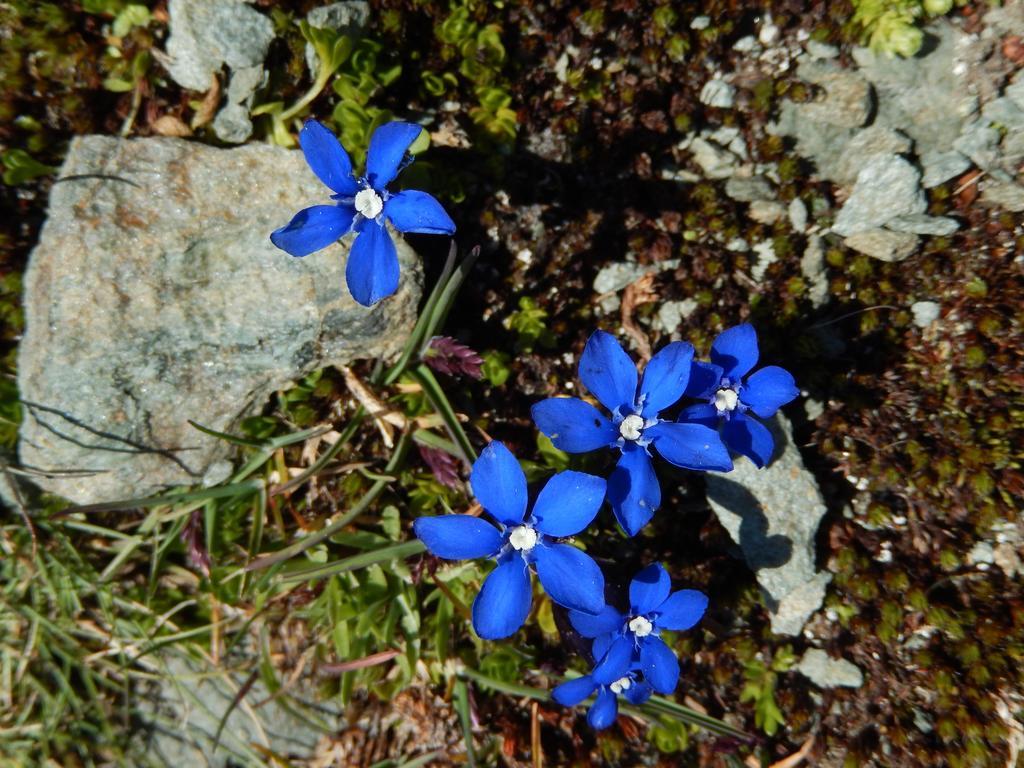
[982,96,1024,131]
[981,181,1024,212]
[802,72,874,129]
[225,64,265,104]
[886,214,960,236]
[788,198,809,233]
[851,22,977,154]
[305,1,372,76]
[750,239,777,282]
[920,149,971,188]
[967,540,995,566]
[1007,73,1024,111]
[748,200,786,225]
[212,102,254,144]
[805,40,840,60]
[1001,130,1024,165]
[844,229,920,262]
[653,299,698,335]
[706,414,831,636]
[769,100,855,183]
[137,649,341,763]
[592,259,679,294]
[163,0,275,92]
[832,154,926,236]
[953,120,1001,171]
[911,300,940,328]
[801,235,829,307]
[700,78,736,109]
[834,126,913,186]
[725,175,775,203]
[17,136,421,505]
[688,137,738,179]
[690,15,711,30]
[726,237,750,252]
[796,649,865,689]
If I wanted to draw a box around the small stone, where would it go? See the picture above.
[653,299,698,334]
[788,198,808,232]
[733,35,758,53]
[725,175,776,202]
[920,149,971,189]
[748,200,786,225]
[758,17,779,46]
[981,96,1024,131]
[17,136,421,504]
[910,301,941,328]
[844,229,920,262]
[993,543,1023,578]
[886,214,959,236]
[751,240,777,282]
[953,121,1001,171]
[592,259,679,294]
[835,126,913,186]
[980,181,1024,212]
[796,649,865,689]
[802,72,874,129]
[690,15,710,30]
[801,235,829,307]
[700,78,736,109]
[832,154,927,236]
[806,40,840,60]
[163,0,275,91]
[1007,73,1024,110]
[967,541,995,566]
[726,237,750,252]
[688,137,737,179]
[706,415,831,636]
[212,102,253,144]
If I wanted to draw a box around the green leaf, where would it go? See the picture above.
[1,149,57,185]
[102,77,135,93]
[480,350,511,387]
[111,4,150,37]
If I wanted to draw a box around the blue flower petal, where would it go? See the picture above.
[587,687,619,730]
[591,633,613,662]
[678,402,721,428]
[640,636,680,694]
[592,636,635,685]
[531,397,618,453]
[365,121,423,188]
[412,515,502,560]
[552,675,597,707]
[270,205,354,257]
[383,190,455,235]
[647,421,733,472]
[579,330,638,416]
[683,361,725,399]
[624,679,653,705]
[629,563,671,616]
[638,342,694,418]
[741,365,799,418]
[722,411,775,468]
[345,221,400,306]
[531,470,606,538]
[710,324,759,381]
[654,589,708,631]
[569,605,625,638]
[471,558,532,640]
[469,441,527,526]
[533,543,604,615]
[607,444,660,537]
[298,120,358,195]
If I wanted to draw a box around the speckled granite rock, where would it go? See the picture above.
[18,136,421,505]
[706,414,831,636]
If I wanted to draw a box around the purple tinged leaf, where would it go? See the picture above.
[181,509,211,577]
[417,443,462,490]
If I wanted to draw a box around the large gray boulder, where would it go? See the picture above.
[706,414,831,636]
[18,136,421,505]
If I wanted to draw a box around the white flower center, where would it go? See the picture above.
[628,615,654,637]
[508,525,538,552]
[714,388,739,412]
[609,676,632,694]
[619,414,645,441]
[354,187,384,219]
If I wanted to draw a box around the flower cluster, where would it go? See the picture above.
[413,323,797,729]
[271,116,799,732]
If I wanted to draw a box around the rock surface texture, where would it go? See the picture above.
[706,414,831,636]
[18,136,421,505]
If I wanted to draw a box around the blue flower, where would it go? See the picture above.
[531,331,732,537]
[567,563,707,695]
[271,120,456,307]
[678,324,799,468]
[412,441,607,640]
[551,632,652,730]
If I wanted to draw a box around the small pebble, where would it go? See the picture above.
[910,301,941,328]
